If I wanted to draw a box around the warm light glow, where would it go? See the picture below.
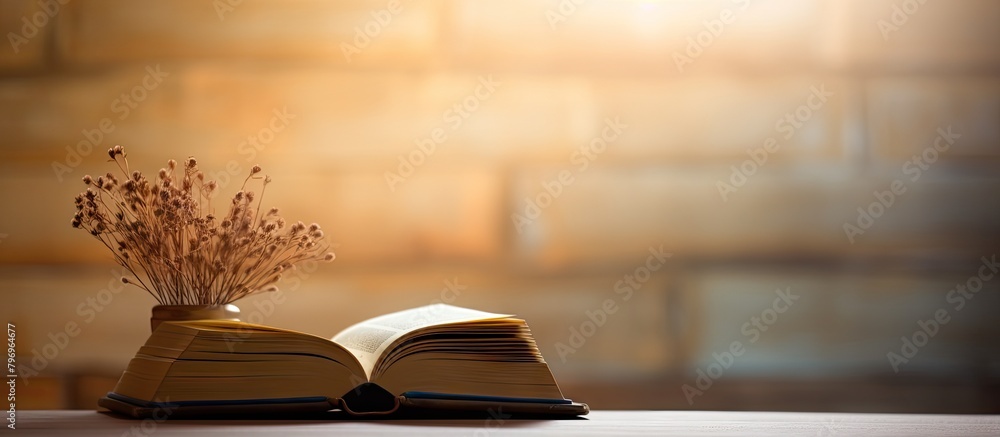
[0,0,997,412]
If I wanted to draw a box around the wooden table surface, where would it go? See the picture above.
[15,410,1000,436]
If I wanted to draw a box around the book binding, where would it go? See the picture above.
[98,383,589,418]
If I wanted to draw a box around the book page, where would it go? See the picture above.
[332,304,511,378]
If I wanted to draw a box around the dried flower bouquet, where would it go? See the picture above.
[72,146,334,305]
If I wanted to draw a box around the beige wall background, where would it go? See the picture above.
[1,0,998,411]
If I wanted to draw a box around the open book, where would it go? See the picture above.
[99,304,588,417]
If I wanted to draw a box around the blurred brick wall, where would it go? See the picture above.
[0,0,998,411]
